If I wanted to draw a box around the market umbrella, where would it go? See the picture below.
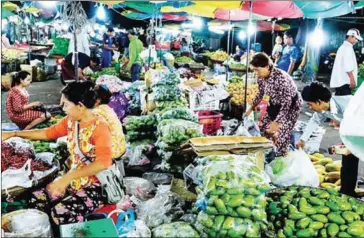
[1,7,16,19]
[241,1,303,19]
[294,1,356,19]
[214,9,268,21]
[2,2,18,11]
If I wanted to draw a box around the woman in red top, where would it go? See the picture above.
[6,71,51,130]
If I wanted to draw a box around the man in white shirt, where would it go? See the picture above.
[298,82,359,197]
[330,29,362,96]
[67,27,90,57]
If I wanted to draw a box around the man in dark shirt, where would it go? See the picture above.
[62,52,100,81]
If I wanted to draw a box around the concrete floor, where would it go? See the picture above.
[1,74,363,179]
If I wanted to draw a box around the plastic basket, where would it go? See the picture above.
[198,110,223,135]
[189,91,220,111]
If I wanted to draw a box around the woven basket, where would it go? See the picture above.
[1,160,60,199]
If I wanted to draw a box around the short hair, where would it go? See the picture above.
[90,57,100,65]
[11,71,30,87]
[95,84,112,105]
[128,29,135,35]
[61,81,97,108]
[284,30,294,39]
[107,27,114,33]
[301,82,332,103]
[250,52,274,69]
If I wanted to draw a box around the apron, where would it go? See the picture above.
[102,35,113,68]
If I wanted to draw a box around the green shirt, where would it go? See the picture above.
[127,36,144,69]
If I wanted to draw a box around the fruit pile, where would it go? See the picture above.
[266,186,364,237]
[31,140,52,153]
[229,63,246,71]
[175,56,195,64]
[155,99,188,114]
[210,50,228,62]
[34,115,64,129]
[226,83,259,106]
[309,153,342,189]
[124,115,157,141]
[159,108,198,123]
[2,49,26,60]
[194,155,270,237]
[157,119,202,146]
[229,76,243,84]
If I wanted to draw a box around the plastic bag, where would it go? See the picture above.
[48,37,69,56]
[192,155,270,237]
[340,83,364,161]
[153,85,182,102]
[109,209,151,238]
[128,220,151,238]
[152,222,199,238]
[123,177,156,201]
[136,187,185,228]
[151,72,180,87]
[122,145,151,167]
[157,119,203,146]
[96,75,125,93]
[265,150,319,187]
[2,159,32,190]
[35,152,55,165]
[159,108,198,123]
[1,123,20,131]
[109,92,129,121]
[242,117,261,137]
[142,172,173,185]
[4,209,51,237]
[3,137,34,155]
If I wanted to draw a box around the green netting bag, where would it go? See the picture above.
[49,37,70,56]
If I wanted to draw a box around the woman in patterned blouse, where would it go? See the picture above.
[246,53,303,156]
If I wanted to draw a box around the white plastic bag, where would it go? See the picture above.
[340,83,364,161]
[2,159,33,190]
[265,150,319,187]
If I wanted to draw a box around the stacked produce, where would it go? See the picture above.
[175,56,195,64]
[153,222,199,237]
[266,186,364,237]
[1,49,26,60]
[309,153,342,189]
[155,99,188,114]
[124,115,157,142]
[34,115,64,129]
[229,62,246,71]
[226,83,259,106]
[229,76,243,83]
[31,140,52,153]
[153,73,182,103]
[90,67,119,80]
[194,155,270,237]
[122,81,145,113]
[48,37,70,56]
[210,50,228,62]
[159,108,198,123]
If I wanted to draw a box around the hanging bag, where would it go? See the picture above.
[74,121,125,204]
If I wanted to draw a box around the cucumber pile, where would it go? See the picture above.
[266,186,364,237]
[194,155,270,237]
[124,115,157,142]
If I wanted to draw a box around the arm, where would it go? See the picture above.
[251,81,264,109]
[287,60,296,75]
[347,71,356,89]
[287,47,300,75]
[300,112,327,142]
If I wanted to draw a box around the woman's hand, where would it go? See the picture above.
[28,101,41,108]
[297,140,305,149]
[47,177,70,198]
[266,122,281,135]
[1,131,15,141]
[243,107,253,118]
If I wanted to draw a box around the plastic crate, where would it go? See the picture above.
[198,110,223,135]
[189,91,220,111]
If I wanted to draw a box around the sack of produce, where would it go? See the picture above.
[155,99,188,114]
[151,72,180,87]
[266,186,364,238]
[122,144,152,166]
[157,119,203,146]
[265,150,319,187]
[159,108,198,123]
[193,155,270,238]
[123,177,156,201]
[153,84,182,102]
[152,222,199,238]
[48,37,70,56]
[125,115,157,132]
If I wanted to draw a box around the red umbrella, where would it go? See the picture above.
[241,1,303,19]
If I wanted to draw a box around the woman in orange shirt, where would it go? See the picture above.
[2,81,113,225]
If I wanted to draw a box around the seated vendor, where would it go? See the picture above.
[93,84,126,158]
[2,81,114,227]
[6,71,51,130]
[61,52,100,81]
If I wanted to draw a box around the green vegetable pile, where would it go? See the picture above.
[152,72,181,87]
[175,56,195,64]
[34,115,64,129]
[229,76,243,83]
[155,99,188,114]
[266,186,364,238]
[194,155,270,237]
[31,140,52,153]
[159,108,198,123]
[229,63,246,71]
[122,81,145,113]
[49,38,70,56]
[125,115,157,141]
[153,85,182,102]
[152,222,199,238]
[91,67,119,80]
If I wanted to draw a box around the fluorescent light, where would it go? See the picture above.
[309,28,325,47]
[40,1,56,9]
[192,17,203,29]
[238,31,247,40]
[248,23,256,35]
[96,6,106,20]
[24,17,30,25]
[208,26,224,35]
[277,17,283,20]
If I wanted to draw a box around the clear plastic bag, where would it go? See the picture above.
[3,137,34,155]
[35,152,55,166]
[265,150,319,187]
[2,159,33,190]
[136,187,185,228]
[192,155,270,237]
[142,172,173,185]
[122,145,152,167]
[128,220,151,238]
[153,85,182,102]
[157,119,203,146]
[151,72,180,87]
[159,108,198,123]
[123,177,156,201]
[152,222,199,238]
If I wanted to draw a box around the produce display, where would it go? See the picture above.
[34,115,64,129]
[157,119,202,146]
[226,83,259,106]
[123,81,145,113]
[266,186,364,237]
[210,50,228,62]
[229,76,243,83]
[310,153,342,189]
[194,155,270,238]
[48,37,70,56]
[159,108,198,123]
[91,67,119,80]
[152,72,181,87]
[153,222,199,238]
[31,140,52,153]
[1,49,26,60]
[153,85,182,102]
[155,99,188,114]
[124,115,157,141]
[229,62,247,71]
[175,56,195,64]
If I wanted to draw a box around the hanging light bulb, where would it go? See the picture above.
[96,5,106,20]
[24,16,30,25]
[238,31,247,40]
[248,22,256,36]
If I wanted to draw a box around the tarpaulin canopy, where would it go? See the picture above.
[214,9,268,21]
[1,7,16,19]
[121,10,188,21]
[241,1,303,19]
[209,19,291,32]
[294,1,356,19]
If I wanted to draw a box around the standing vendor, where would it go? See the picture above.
[102,27,118,68]
[180,38,190,57]
[2,81,120,226]
[245,53,303,156]
[298,82,357,197]
[61,52,100,81]
[126,30,144,82]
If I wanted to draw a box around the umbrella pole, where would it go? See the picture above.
[74,29,79,82]
[226,10,231,82]
[244,0,254,113]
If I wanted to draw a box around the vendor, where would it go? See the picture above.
[2,81,113,226]
[102,27,118,68]
[61,52,100,81]
[245,53,303,156]
[298,82,357,197]
[127,29,144,82]
[234,45,244,62]
[180,38,191,57]
[6,71,51,130]
[67,27,90,56]
[93,84,126,158]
